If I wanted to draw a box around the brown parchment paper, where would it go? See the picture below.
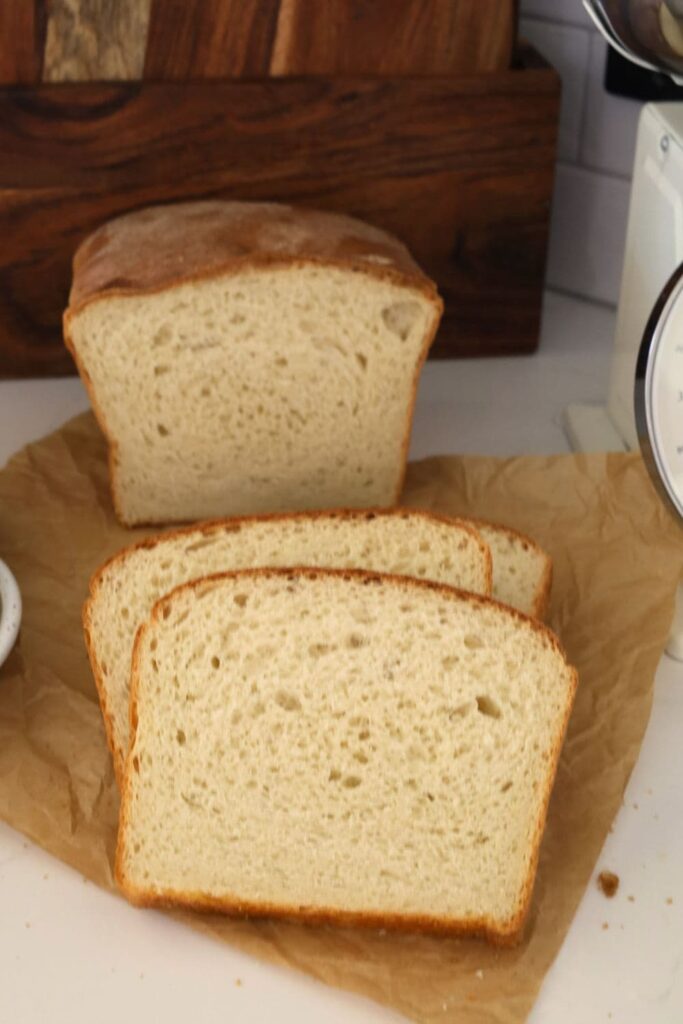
[1,412,681,1024]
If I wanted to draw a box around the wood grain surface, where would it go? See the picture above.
[0,50,559,377]
[0,0,515,84]
[43,0,152,82]
[144,0,283,78]
[0,0,46,84]
[270,0,515,75]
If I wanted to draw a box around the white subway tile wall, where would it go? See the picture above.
[520,17,590,161]
[546,164,631,303]
[520,0,645,306]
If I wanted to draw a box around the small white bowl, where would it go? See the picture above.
[0,558,21,669]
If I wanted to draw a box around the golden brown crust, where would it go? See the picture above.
[116,880,525,946]
[533,558,553,620]
[63,201,443,528]
[67,200,439,312]
[471,516,553,620]
[82,605,123,786]
[508,657,578,939]
[116,565,576,944]
[84,506,493,782]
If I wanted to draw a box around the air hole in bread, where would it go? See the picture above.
[381,300,420,341]
[274,690,301,712]
[211,656,220,669]
[343,775,362,789]
[309,642,331,657]
[501,781,513,793]
[152,324,172,348]
[157,424,170,437]
[233,593,248,608]
[464,634,483,650]
[476,695,501,719]
[176,729,186,745]
[154,365,169,376]
[184,537,220,555]
[356,352,368,371]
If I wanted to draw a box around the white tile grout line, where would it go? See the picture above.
[554,158,632,184]
[543,284,618,311]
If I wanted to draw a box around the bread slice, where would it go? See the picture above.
[64,201,443,526]
[84,509,491,783]
[116,568,576,943]
[476,522,552,619]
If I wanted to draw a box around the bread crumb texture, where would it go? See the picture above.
[69,264,438,524]
[118,570,575,936]
[88,510,490,775]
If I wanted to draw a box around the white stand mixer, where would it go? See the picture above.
[568,1,683,658]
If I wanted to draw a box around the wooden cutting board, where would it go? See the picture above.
[0,0,516,82]
[0,1,559,378]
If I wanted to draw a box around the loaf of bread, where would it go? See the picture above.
[64,201,443,526]
[476,521,552,618]
[116,568,576,943]
[84,508,492,781]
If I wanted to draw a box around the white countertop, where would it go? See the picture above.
[1,291,681,1023]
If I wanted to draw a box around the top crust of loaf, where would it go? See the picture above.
[66,200,441,314]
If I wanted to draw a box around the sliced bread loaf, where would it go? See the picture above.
[84,509,492,782]
[116,568,576,943]
[64,201,442,526]
[476,522,552,619]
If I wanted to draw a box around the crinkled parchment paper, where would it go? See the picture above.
[0,413,680,1023]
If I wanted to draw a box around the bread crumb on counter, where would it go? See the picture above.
[597,870,619,898]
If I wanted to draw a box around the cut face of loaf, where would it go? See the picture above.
[84,508,492,782]
[116,569,576,943]
[64,202,442,526]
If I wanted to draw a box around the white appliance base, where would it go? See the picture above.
[564,403,629,453]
